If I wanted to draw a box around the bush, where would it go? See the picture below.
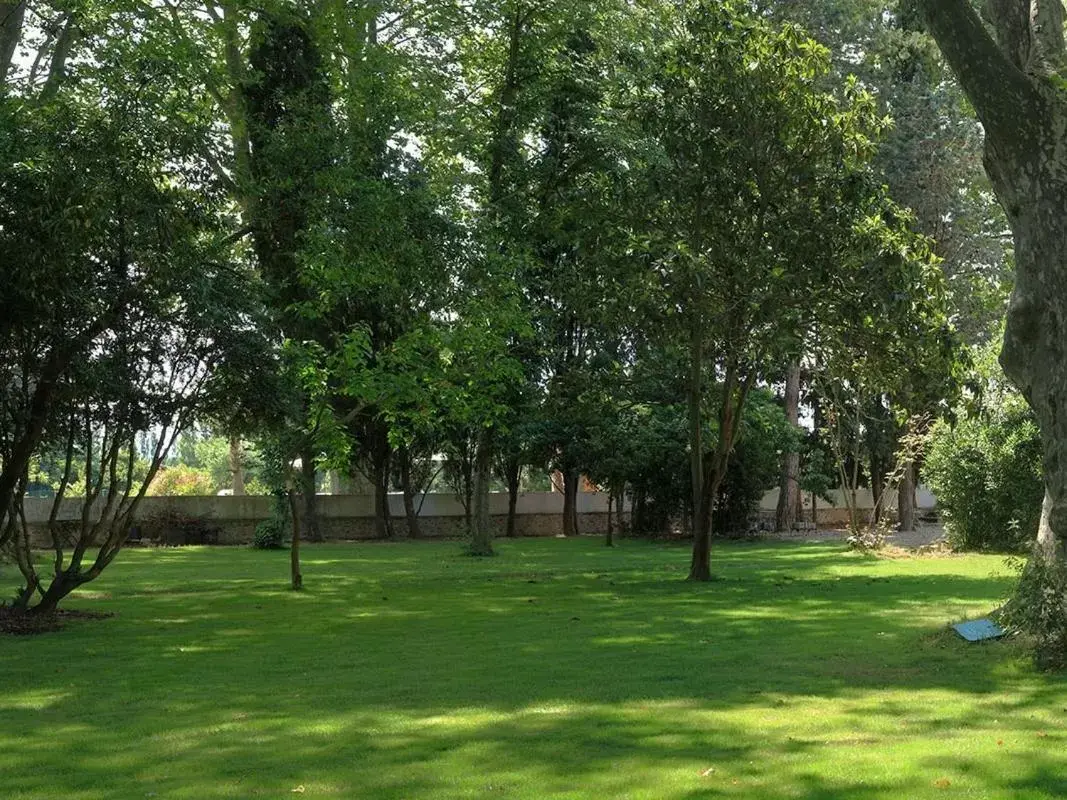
[141,508,221,546]
[148,464,215,496]
[1000,552,1067,671]
[253,517,287,550]
[923,405,1042,552]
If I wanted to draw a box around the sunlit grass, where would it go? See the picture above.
[1,538,1062,798]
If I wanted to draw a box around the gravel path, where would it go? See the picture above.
[761,521,947,550]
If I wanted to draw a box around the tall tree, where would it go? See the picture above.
[912,0,1067,559]
[639,2,897,580]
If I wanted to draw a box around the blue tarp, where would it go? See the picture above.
[953,618,1005,642]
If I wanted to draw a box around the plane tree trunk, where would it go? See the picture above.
[919,0,1067,556]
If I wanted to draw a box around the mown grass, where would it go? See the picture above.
[0,537,1062,799]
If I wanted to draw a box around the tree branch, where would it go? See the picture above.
[1030,0,1066,73]
[919,0,1042,154]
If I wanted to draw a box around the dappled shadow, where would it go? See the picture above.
[1,538,1060,798]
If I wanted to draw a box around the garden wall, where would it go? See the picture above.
[756,485,938,526]
[19,492,628,546]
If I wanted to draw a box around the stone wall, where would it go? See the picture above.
[20,492,628,546]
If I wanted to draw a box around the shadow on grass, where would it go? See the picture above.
[0,538,1053,799]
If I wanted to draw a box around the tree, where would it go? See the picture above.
[637,3,893,580]
[0,9,265,610]
[910,1,1067,559]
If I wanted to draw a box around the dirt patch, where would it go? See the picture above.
[0,606,113,636]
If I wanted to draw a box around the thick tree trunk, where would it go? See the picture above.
[229,436,245,496]
[918,0,1067,553]
[30,575,76,616]
[469,428,494,556]
[898,460,917,532]
[562,467,580,537]
[0,0,26,83]
[301,450,321,542]
[688,507,712,581]
[775,362,802,531]
[399,446,422,540]
[504,458,520,538]
[1037,489,1060,562]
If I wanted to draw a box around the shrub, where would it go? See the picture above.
[141,508,221,546]
[253,517,287,550]
[148,464,215,497]
[923,405,1042,552]
[1000,551,1067,671]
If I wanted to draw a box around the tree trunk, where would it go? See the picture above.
[633,489,646,534]
[775,362,801,531]
[399,445,422,539]
[0,0,26,83]
[1037,489,1060,562]
[301,449,321,542]
[288,489,302,590]
[229,436,245,496]
[687,317,710,580]
[606,491,615,547]
[469,428,494,556]
[504,458,520,538]
[373,454,393,540]
[898,460,917,533]
[562,467,580,537]
[30,575,76,616]
[918,0,1067,555]
[870,459,885,524]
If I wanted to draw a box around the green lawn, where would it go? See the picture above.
[1,538,1063,799]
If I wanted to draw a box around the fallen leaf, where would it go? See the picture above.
[701,768,715,777]
[997,739,1004,746]
[934,778,951,789]
[1038,732,1048,738]
[291,786,306,794]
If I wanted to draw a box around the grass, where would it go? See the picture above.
[0,537,1064,799]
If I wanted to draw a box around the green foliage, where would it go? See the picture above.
[253,516,288,551]
[1001,553,1067,671]
[924,342,1042,552]
[147,466,215,498]
[714,391,797,535]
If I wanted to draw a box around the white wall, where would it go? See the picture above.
[758,485,937,512]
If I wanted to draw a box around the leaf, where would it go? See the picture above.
[291,786,306,794]
[933,778,951,789]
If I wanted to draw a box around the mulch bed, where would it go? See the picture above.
[0,606,113,636]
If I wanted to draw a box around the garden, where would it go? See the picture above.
[5,1,1067,798]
